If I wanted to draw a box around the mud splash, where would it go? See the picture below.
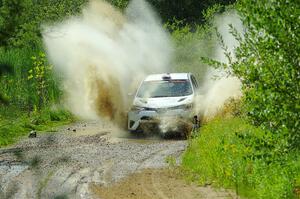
[92,75,126,128]
[43,0,172,127]
[44,0,243,130]
[196,11,243,121]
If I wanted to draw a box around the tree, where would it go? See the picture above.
[0,0,33,47]
[148,0,235,23]
[231,0,300,149]
[0,0,86,48]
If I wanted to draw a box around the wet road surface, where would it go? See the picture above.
[0,121,236,199]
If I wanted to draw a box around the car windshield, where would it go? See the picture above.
[137,80,193,98]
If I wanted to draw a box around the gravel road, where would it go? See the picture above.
[0,121,236,199]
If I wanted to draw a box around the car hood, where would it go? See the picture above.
[133,95,194,109]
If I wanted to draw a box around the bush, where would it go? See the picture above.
[228,0,300,149]
[182,117,300,198]
[183,2,300,197]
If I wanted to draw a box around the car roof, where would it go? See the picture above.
[144,73,190,81]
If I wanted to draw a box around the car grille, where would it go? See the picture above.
[141,116,153,120]
[144,107,171,113]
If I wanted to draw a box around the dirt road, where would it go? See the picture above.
[0,121,236,199]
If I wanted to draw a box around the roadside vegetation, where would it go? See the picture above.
[182,0,300,198]
[0,1,85,146]
[183,105,300,198]
[0,49,75,146]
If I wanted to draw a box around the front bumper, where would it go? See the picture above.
[128,108,192,131]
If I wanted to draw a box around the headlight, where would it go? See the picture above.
[130,106,145,111]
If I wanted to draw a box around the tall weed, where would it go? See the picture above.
[0,48,72,147]
[0,48,61,111]
[182,117,300,198]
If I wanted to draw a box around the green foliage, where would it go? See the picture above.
[0,106,75,147]
[0,0,32,47]
[195,1,300,197]
[182,117,300,199]
[148,0,235,23]
[107,0,235,23]
[27,52,54,110]
[0,0,237,49]
[0,0,86,48]
[108,0,129,9]
[0,63,12,104]
[0,48,37,107]
[0,48,62,110]
[0,0,236,48]
[227,0,300,149]
[0,47,74,147]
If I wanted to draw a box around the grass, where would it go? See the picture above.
[182,117,300,199]
[0,47,75,147]
[0,48,62,109]
[0,106,75,147]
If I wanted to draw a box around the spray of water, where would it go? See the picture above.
[43,0,172,127]
[195,11,243,121]
[43,0,242,131]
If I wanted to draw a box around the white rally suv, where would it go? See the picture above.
[128,73,199,135]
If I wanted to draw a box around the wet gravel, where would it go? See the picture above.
[0,121,187,199]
